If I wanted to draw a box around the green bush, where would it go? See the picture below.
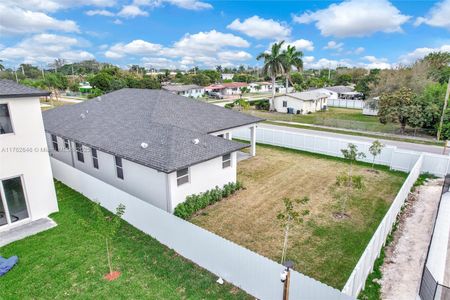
[224,103,235,109]
[174,182,243,220]
[253,99,269,111]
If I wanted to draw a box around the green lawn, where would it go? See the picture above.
[245,108,433,137]
[0,181,250,299]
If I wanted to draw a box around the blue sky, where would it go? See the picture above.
[0,0,449,70]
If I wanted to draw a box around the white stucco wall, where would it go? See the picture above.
[0,97,58,229]
[46,133,168,211]
[179,88,205,98]
[274,95,327,114]
[168,152,237,211]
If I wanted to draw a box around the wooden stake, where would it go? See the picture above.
[283,269,291,300]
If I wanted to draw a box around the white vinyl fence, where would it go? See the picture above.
[327,99,364,109]
[342,154,423,297]
[51,158,351,300]
[233,127,450,177]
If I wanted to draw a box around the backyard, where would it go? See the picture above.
[0,181,250,299]
[191,144,407,289]
[244,107,434,137]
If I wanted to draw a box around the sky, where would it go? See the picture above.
[0,0,449,70]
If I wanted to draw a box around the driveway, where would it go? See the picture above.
[259,123,449,155]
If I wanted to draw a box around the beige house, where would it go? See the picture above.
[274,91,328,115]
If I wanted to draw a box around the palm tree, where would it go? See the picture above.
[0,60,5,71]
[282,45,303,93]
[257,41,286,111]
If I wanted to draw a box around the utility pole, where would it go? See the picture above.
[437,76,450,141]
[41,65,45,79]
[14,69,18,83]
[21,65,25,76]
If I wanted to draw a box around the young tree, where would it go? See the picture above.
[277,197,309,264]
[369,140,385,170]
[341,143,366,176]
[257,41,286,111]
[83,202,126,280]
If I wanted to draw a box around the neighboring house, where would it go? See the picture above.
[162,84,205,98]
[312,86,363,100]
[248,82,271,93]
[43,89,262,213]
[205,82,248,96]
[0,80,58,231]
[221,73,234,81]
[274,91,328,114]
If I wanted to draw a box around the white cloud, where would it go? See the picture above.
[303,57,352,69]
[133,0,212,10]
[0,34,94,65]
[113,19,123,25]
[398,45,450,65]
[354,47,365,55]
[359,56,391,69]
[287,39,314,51]
[104,30,251,68]
[118,5,148,18]
[85,9,115,16]
[105,40,163,58]
[414,0,450,29]
[217,51,252,61]
[293,0,410,37]
[142,57,179,69]
[227,16,291,39]
[324,41,343,50]
[5,0,116,12]
[0,3,79,35]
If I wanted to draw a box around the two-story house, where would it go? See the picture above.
[0,80,58,232]
[43,88,262,213]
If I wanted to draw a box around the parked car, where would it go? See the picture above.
[209,92,224,99]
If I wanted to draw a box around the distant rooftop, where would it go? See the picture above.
[162,84,202,92]
[206,82,248,90]
[43,89,263,173]
[0,79,50,98]
[322,86,354,94]
[281,91,329,101]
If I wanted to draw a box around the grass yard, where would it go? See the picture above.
[191,144,407,289]
[245,108,433,137]
[0,181,250,299]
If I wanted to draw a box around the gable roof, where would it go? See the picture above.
[162,84,203,92]
[278,91,329,101]
[43,88,263,173]
[205,82,248,90]
[0,79,50,98]
[321,86,354,93]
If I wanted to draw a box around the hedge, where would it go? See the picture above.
[173,181,243,220]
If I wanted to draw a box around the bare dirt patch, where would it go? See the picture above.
[191,145,406,289]
[380,179,443,300]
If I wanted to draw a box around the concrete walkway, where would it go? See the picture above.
[259,123,449,155]
[380,179,443,300]
[0,218,57,247]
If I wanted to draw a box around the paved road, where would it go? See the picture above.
[259,123,449,155]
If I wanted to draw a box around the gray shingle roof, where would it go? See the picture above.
[0,79,50,98]
[43,88,263,173]
[281,91,329,101]
[322,86,354,93]
[162,84,203,92]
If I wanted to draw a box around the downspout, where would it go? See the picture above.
[165,172,173,213]
[69,140,75,168]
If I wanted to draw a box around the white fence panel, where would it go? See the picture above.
[421,154,450,177]
[341,155,424,297]
[50,158,351,300]
[327,99,364,109]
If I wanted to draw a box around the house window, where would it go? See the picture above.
[176,168,189,186]
[75,143,84,162]
[115,156,124,179]
[92,148,99,169]
[51,134,59,152]
[64,139,70,150]
[282,101,288,108]
[222,154,231,168]
[0,104,13,134]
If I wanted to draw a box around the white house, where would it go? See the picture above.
[221,73,234,81]
[0,80,58,232]
[162,84,205,98]
[205,82,249,96]
[274,91,328,114]
[248,82,271,93]
[43,89,262,213]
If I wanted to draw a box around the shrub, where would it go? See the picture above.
[253,99,269,111]
[174,182,243,220]
[224,103,235,109]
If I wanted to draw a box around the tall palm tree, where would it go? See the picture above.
[282,45,303,93]
[257,41,286,111]
[0,60,5,71]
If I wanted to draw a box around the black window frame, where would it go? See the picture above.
[0,103,14,135]
[75,142,84,163]
[91,148,99,169]
[222,153,231,168]
[282,101,288,108]
[63,139,70,150]
[51,134,59,152]
[176,168,189,186]
[115,156,124,179]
